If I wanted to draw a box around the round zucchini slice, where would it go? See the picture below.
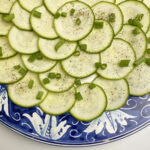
[70,83,107,122]
[18,0,43,12]
[0,0,15,14]
[61,49,99,78]
[54,1,94,42]
[115,0,125,4]
[30,6,58,39]
[0,54,27,84]
[0,37,16,59]
[116,25,147,59]
[126,62,150,96]
[8,26,38,54]
[39,63,75,93]
[119,0,150,33]
[21,54,56,73]
[79,0,115,6]
[97,38,136,80]
[39,38,77,60]
[40,87,75,115]
[8,72,48,108]
[94,77,129,111]
[0,14,12,36]
[143,0,150,8]
[79,19,113,53]
[44,0,73,15]
[10,2,31,30]
[92,1,123,34]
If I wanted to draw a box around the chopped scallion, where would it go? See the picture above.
[95,62,101,69]
[28,55,36,63]
[75,79,81,86]
[128,18,143,28]
[14,65,21,70]
[76,18,81,25]
[133,57,145,66]
[135,14,144,21]
[79,44,87,51]
[132,28,140,35]
[55,40,65,52]
[74,51,80,56]
[147,37,150,43]
[0,47,3,57]
[61,12,67,17]
[89,83,96,90]
[94,21,104,29]
[35,52,43,60]
[43,78,50,84]
[28,80,34,89]
[119,60,131,67]
[2,14,15,22]
[146,49,150,54]
[32,10,41,18]
[48,72,56,79]
[100,64,107,70]
[109,13,115,22]
[54,12,60,19]
[19,68,27,76]
[56,73,61,79]
[36,91,44,100]
[145,58,150,66]
[75,92,83,101]
[70,8,75,15]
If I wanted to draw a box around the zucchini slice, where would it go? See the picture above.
[143,0,150,8]
[54,1,94,42]
[116,25,147,59]
[119,0,150,33]
[39,63,75,93]
[70,83,107,121]
[126,62,150,96]
[21,54,56,73]
[18,0,43,12]
[147,29,150,49]
[0,0,15,14]
[92,1,123,34]
[0,14,12,36]
[40,87,75,115]
[10,2,31,30]
[0,37,16,59]
[8,72,48,108]
[94,77,129,111]
[8,26,38,54]
[79,19,113,53]
[30,6,58,39]
[39,38,77,60]
[44,0,73,14]
[61,49,99,78]
[97,38,136,80]
[115,0,125,4]
[79,0,115,6]
[0,54,27,84]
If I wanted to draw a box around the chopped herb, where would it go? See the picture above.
[95,62,101,69]
[109,13,115,22]
[35,52,43,60]
[74,51,80,56]
[76,18,81,25]
[14,65,21,70]
[119,60,131,67]
[32,10,41,18]
[94,21,103,29]
[56,73,61,79]
[79,44,87,51]
[55,40,65,52]
[147,37,150,43]
[145,58,150,66]
[135,14,144,21]
[100,64,107,70]
[61,12,67,17]
[43,78,50,84]
[128,18,143,28]
[36,91,44,100]
[75,92,83,101]
[75,79,81,86]
[54,12,60,19]
[133,56,145,66]
[89,83,96,90]
[48,72,56,79]
[132,28,140,35]
[146,49,150,54]
[0,47,3,57]
[19,68,27,76]
[70,8,75,15]
[2,14,15,22]
[28,80,34,89]
[28,55,36,63]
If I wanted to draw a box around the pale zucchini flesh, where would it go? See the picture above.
[39,63,75,92]
[143,0,150,8]
[54,1,94,41]
[0,0,15,14]
[61,49,100,78]
[21,55,56,73]
[10,2,31,30]
[70,83,107,121]
[147,29,150,49]
[18,0,43,12]
[0,37,16,59]
[79,20,114,53]
[119,0,150,33]
[30,6,58,39]
[39,38,77,60]
[0,14,12,36]
[40,87,75,115]
[8,72,48,107]
[92,1,123,34]
[0,55,26,84]
[97,39,136,79]
[8,26,38,54]
[94,77,129,111]
[116,25,147,59]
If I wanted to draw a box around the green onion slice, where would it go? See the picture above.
[36,91,44,100]
[2,14,15,22]
[28,79,34,89]
[55,40,65,52]
[119,60,131,67]
[32,10,41,18]
[75,92,83,101]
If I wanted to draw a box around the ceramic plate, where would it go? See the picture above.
[0,84,150,146]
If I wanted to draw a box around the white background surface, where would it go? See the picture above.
[0,123,149,150]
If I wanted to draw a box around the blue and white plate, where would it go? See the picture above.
[0,84,150,146]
